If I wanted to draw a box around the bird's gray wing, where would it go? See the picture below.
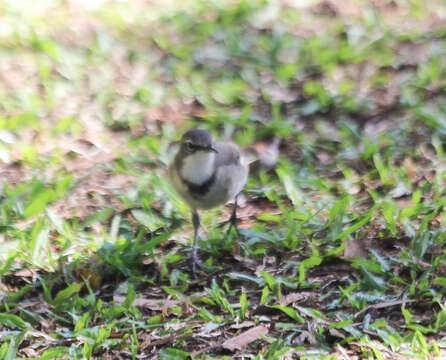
[214,142,241,168]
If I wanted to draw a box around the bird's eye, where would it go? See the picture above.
[185,142,194,151]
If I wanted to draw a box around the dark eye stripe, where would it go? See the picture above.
[187,143,207,151]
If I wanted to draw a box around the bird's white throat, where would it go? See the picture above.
[180,151,215,185]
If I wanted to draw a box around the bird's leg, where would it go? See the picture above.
[191,209,202,277]
[226,194,240,236]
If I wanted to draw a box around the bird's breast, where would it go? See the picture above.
[180,152,215,185]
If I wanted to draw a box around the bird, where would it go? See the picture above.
[169,128,249,276]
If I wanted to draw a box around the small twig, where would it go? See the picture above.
[191,342,223,358]
[354,299,417,319]
[140,333,190,350]
[336,344,351,360]
[188,267,231,285]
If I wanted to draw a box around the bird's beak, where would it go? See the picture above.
[208,144,218,153]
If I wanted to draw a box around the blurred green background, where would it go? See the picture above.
[1,0,446,358]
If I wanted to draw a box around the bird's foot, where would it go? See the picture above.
[191,254,215,278]
[191,253,204,278]
[218,212,240,236]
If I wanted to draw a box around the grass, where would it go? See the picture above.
[1,0,446,358]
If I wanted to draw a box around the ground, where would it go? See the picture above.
[1,0,446,359]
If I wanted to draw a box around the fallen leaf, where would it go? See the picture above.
[164,321,202,331]
[403,156,416,181]
[354,299,417,319]
[347,184,361,195]
[295,330,317,346]
[343,238,368,259]
[230,321,256,329]
[222,325,268,351]
[389,182,411,198]
[279,292,311,306]
[233,254,259,270]
[113,295,180,310]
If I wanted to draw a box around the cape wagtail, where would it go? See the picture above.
[169,128,249,275]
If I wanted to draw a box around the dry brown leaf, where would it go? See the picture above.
[20,348,40,358]
[0,164,26,185]
[347,184,361,195]
[12,268,39,279]
[222,325,268,351]
[65,151,118,172]
[403,156,416,181]
[113,295,180,310]
[336,344,352,360]
[145,100,205,131]
[343,238,368,259]
[14,217,38,231]
[230,321,256,329]
[49,170,135,219]
[225,198,282,229]
[395,198,413,209]
[164,321,202,331]
[295,330,317,346]
[354,299,417,319]
[279,292,312,306]
[191,341,221,358]
[233,254,259,270]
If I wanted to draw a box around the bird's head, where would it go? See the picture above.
[180,128,218,156]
